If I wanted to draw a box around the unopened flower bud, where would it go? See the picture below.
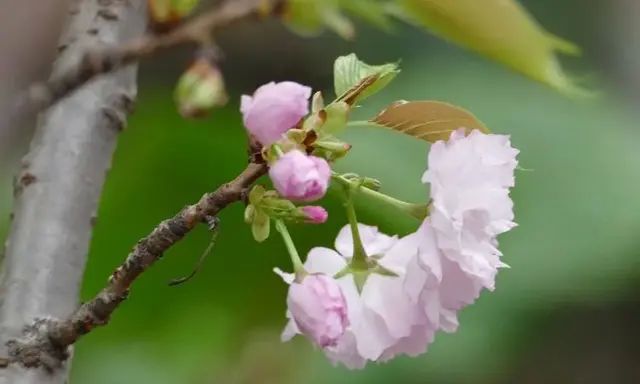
[300,206,328,224]
[287,274,349,348]
[361,177,381,191]
[269,150,331,202]
[175,58,228,118]
[313,139,352,160]
[241,81,312,146]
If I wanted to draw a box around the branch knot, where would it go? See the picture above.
[6,318,70,372]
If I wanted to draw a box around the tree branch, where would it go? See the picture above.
[4,161,267,371]
[15,0,284,118]
[0,0,146,383]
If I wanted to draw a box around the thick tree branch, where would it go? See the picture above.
[15,0,284,118]
[0,0,146,383]
[4,161,267,371]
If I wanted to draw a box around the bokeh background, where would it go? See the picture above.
[2,0,640,383]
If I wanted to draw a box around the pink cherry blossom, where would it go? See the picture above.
[411,129,519,331]
[240,81,312,146]
[286,274,349,348]
[301,206,328,224]
[269,150,331,202]
[422,129,518,288]
[278,224,438,369]
[276,129,520,368]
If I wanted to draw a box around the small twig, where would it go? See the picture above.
[4,162,267,369]
[13,0,284,118]
[168,217,220,286]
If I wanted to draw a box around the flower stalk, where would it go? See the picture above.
[332,173,428,221]
[342,187,369,270]
[275,219,306,277]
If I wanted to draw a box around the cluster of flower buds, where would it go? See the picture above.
[237,55,519,368]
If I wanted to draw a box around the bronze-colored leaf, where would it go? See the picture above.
[370,100,489,143]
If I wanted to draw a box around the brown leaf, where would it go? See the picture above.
[370,100,489,143]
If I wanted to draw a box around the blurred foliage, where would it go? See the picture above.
[398,0,583,95]
[284,0,582,94]
[51,49,640,382]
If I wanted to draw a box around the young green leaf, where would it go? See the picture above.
[398,0,585,95]
[370,100,489,143]
[333,53,400,105]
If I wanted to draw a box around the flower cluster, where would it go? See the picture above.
[274,130,518,368]
[239,75,519,368]
[240,81,333,233]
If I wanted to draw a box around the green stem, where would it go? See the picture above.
[332,174,428,220]
[341,184,369,270]
[273,144,285,157]
[356,185,428,220]
[275,219,305,275]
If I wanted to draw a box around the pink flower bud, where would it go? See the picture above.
[240,81,312,146]
[301,206,328,224]
[269,150,331,202]
[287,274,349,348]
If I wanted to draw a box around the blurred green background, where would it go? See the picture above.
[3,0,640,383]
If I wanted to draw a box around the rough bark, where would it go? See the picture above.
[0,0,146,383]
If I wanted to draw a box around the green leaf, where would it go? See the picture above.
[398,0,586,95]
[333,53,400,105]
[370,100,489,143]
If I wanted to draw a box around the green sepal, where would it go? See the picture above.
[251,210,271,242]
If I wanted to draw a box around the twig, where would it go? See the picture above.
[168,216,220,286]
[14,0,284,118]
[4,162,267,371]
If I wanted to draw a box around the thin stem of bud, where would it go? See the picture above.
[332,173,428,220]
[275,219,306,275]
[339,181,369,270]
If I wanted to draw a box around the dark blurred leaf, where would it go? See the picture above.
[338,0,393,31]
[283,0,355,39]
[370,100,488,142]
[398,0,585,95]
